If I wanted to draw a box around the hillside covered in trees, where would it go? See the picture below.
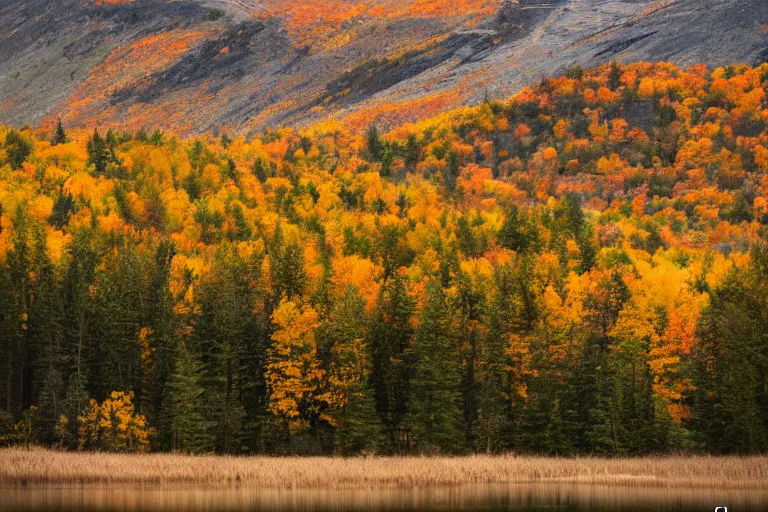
[2,61,768,456]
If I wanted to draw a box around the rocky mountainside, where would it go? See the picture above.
[1,0,767,135]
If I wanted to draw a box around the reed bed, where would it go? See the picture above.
[2,448,767,490]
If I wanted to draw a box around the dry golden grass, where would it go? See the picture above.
[2,448,767,490]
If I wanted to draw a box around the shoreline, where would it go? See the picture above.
[3,448,768,490]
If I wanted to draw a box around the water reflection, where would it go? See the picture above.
[1,484,765,512]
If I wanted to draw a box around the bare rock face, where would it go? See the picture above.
[0,0,766,135]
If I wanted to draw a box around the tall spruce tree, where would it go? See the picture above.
[370,273,415,451]
[453,272,486,450]
[193,245,262,453]
[29,226,65,443]
[87,129,108,174]
[5,209,33,416]
[325,286,383,454]
[409,280,462,453]
[61,227,98,406]
[477,265,517,453]
[169,348,213,453]
[52,119,68,146]
[142,240,178,450]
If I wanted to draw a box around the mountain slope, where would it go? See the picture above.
[0,0,766,135]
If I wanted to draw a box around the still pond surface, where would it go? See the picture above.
[1,484,765,512]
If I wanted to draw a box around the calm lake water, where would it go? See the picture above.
[1,484,765,512]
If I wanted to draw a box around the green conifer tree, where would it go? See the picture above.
[52,119,68,146]
[409,280,462,453]
[87,129,108,174]
[370,274,415,451]
[169,348,213,453]
[29,226,65,443]
[326,287,384,454]
[4,130,33,170]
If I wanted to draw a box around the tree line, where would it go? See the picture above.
[1,61,768,454]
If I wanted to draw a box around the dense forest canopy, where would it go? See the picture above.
[2,61,768,455]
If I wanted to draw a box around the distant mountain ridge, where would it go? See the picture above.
[1,0,766,135]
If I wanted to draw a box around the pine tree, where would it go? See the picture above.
[5,208,33,416]
[409,280,462,453]
[325,286,383,454]
[578,271,630,454]
[370,273,415,451]
[87,128,121,175]
[252,157,269,183]
[28,226,65,443]
[61,227,98,409]
[87,129,108,174]
[608,61,623,91]
[52,119,68,146]
[4,130,33,170]
[544,399,570,455]
[444,151,460,193]
[193,247,260,453]
[87,241,144,399]
[169,348,213,453]
[612,333,657,454]
[0,261,13,415]
[38,367,63,445]
[453,272,486,450]
[150,129,164,146]
[57,374,89,449]
[584,347,620,454]
[269,223,307,303]
[142,241,178,450]
[380,145,393,178]
[367,126,383,162]
[498,205,539,253]
[477,266,515,453]
[404,133,420,171]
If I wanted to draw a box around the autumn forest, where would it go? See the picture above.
[2,61,768,457]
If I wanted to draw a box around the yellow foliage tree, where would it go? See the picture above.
[77,391,154,452]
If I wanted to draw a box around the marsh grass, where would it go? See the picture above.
[2,448,767,490]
